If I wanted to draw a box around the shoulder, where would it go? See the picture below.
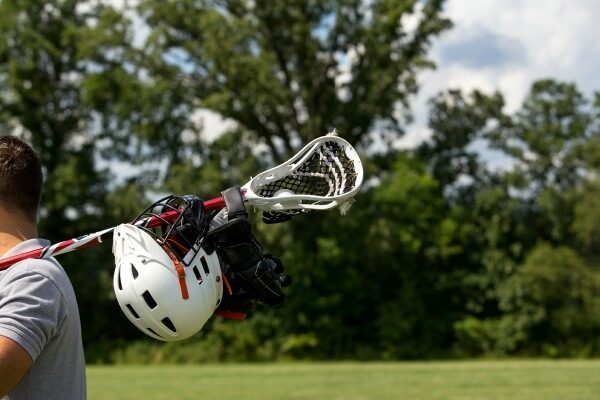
[0,258,77,361]
[4,257,69,283]
[0,238,72,292]
[1,258,73,302]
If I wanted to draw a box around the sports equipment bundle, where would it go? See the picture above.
[113,196,223,341]
[0,132,363,341]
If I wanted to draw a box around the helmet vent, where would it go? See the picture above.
[147,327,162,338]
[201,256,210,274]
[117,268,123,290]
[142,290,158,309]
[161,317,177,333]
[131,264,139,279]
[126,304,139,319]
[192,266,203,284]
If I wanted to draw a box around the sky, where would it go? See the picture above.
[399,0,600,149]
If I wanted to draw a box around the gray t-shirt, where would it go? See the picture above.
[0,239,86,400]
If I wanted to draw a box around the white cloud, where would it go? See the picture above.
[404,0,600,149]
[191,109,237,143]
[395,125,432,149]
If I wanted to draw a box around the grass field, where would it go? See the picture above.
[87,360,600,400]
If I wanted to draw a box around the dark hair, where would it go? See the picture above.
[0,136,43,222]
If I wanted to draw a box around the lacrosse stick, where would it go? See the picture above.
[0,133,363,270]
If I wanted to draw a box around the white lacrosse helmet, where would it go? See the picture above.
[112,196,223,342]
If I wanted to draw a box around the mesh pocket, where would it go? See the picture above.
[257,141,358,200]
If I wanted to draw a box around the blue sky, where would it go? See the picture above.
[399,0,600,148]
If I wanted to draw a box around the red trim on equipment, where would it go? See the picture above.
[75,238,102,250]
[166,237,188,253]
[222,274,233,296]
[175,261,189,300]
[163,247,189,300]
[215,310,246,320]
[53,239,76,252]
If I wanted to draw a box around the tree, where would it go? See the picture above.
[499,244,600,356]
[418,89,507,190]
[137,0,451,158]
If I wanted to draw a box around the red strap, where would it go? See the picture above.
[164,246,189,300]
[167,237,188,254]
[174,259,189,300]
[222,274,233,296]
[215,310,246,320]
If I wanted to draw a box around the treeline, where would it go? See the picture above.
[1,0,599,362]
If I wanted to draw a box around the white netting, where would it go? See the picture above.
[256,140,358,203]
[255,139,360,222]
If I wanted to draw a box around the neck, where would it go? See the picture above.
[0,208,37,257]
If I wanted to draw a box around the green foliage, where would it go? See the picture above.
[572,180,600,256]
[96,312,289,363]
[456,244,600,357]
[423,81,600,358]
[498,244,600,356]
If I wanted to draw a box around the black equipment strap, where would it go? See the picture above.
[222,186,248,221]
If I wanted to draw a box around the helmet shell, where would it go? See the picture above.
[112,223,223,341]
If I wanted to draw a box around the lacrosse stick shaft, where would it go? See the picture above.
[0,208,188,270]
[203,196,226,211]
[0,195,230,270]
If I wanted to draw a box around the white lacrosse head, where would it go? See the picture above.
[242,134,363,211]
[112,224,223,341]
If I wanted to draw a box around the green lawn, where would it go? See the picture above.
[88,360,600,400]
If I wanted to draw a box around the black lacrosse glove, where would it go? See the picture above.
[207,187,291,307]
[208,218,291,306]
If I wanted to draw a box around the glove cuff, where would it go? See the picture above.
[207,218,263,270]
